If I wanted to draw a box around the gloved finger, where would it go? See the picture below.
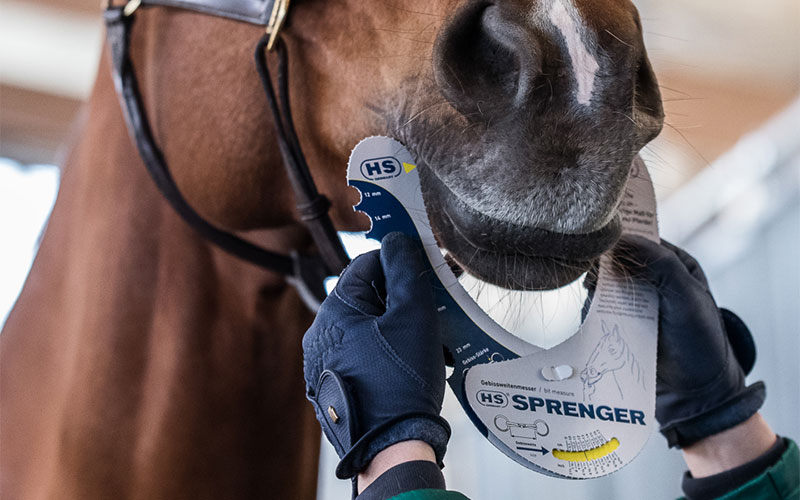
[661,239,710,289]
[613,234,702,290]
[378,232,445,381]
[379,232,436,320]
[329,249,387,317]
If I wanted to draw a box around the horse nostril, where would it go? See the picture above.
[433,1,540,120]
[632,50,664,144]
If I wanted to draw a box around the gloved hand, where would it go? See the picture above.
[616,235,765,448]
[302,232,450,479]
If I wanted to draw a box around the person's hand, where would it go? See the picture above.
[302,232,449,480]
[615,235,766,448]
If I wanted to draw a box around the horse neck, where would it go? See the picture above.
[623,339,642,380]
[618,336,630,361]
[615,337,632,370]
[612,335,642,382]
[38,48,307,356]
[0,49,320,499]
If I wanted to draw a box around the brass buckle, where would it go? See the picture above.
[266,0,290,51]
[123,0,142,16]
[104,0,141,15]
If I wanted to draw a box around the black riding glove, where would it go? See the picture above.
[616,235,765,448]
[302,232,450,479]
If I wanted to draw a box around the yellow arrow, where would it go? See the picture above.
[403,162,417,173]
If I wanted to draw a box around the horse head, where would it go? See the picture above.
[581,321,627,387]
[0,2,666,496]
[132,0,663,291]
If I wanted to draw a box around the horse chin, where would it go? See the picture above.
[419,166,621,291]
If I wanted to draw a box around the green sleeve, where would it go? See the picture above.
[386,440,799,500]
[389,489,470,500]
[678,439,799,500]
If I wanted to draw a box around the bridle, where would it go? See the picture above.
[103,0,350,311]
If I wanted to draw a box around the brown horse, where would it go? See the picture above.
[0,0,663,498]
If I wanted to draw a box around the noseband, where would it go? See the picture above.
[104,0,350,311]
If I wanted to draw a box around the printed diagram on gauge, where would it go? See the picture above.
[581,322,647,402]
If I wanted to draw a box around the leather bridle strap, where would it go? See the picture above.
[122,0,277,25]
[103,3,350,310]
[253,35,351,286]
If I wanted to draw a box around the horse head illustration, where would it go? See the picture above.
[581,322,644,401]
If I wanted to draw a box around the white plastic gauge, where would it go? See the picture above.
[347,137,659,479]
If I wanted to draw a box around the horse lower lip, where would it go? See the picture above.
[423,168,622,262]
[420,167,620,289]
[446,246,593,291]
[443,206,621,261]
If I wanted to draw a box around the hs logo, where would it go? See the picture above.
[477,390,508,408]
[360,157,403,180]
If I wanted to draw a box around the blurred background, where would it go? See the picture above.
[1,0,798,498]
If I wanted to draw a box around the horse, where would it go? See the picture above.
[0,0,663,498]
[581,322,646,402]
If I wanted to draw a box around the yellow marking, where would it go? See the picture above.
[553,437,620,462]
[403,162,417,173]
